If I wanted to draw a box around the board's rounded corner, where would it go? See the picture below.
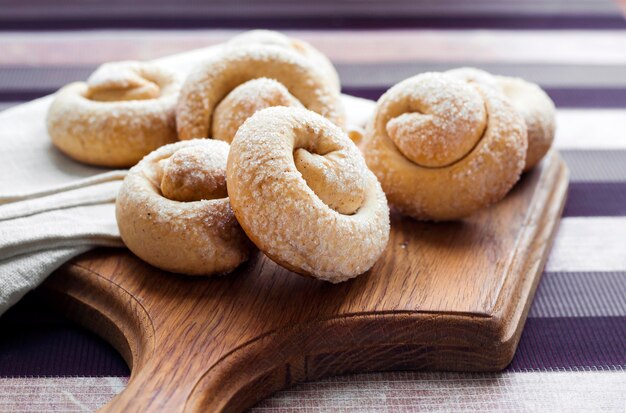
[477,314,521,371]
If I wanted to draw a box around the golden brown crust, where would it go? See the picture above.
[447,67,556,171]
[496,76,556,171]
[46,61,181,168]
[226,107,390,283]
[176,45,345,141]
[362,72,527,221]
[211,78,303,143]
[159,146,228,202]
[116,139,252,276]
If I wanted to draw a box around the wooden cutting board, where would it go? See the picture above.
[41,151,568,413]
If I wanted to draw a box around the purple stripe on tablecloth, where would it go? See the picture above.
[547,88,626,108]
[561,150,626,182]
[508,316,626,371]
[0,293,129,377]
[531,272,626,318]
[0,90,56,102]
[344,87,626,108]
[0,15,624,31]
[6,65,626,92]
[0,328,130,377]
[563,183,626,217]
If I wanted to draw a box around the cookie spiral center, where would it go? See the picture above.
[159,146,228,202]
[385,74,487,168]
[212,78,303,143]
[86,62,160,102]
[294,148,367,215]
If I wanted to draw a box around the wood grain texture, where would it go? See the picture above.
[41,151,568,413]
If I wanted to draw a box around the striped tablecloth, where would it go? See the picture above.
[1,4,625,412]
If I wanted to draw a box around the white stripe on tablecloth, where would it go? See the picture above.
[1,371,624,413]
[0,376,127,412]
[555,110,626,150]
[251,370,626,412]
[546,217,626,272]
[1,30,626,66]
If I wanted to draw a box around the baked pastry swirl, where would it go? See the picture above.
[227,107,390,282]
[176,45,345,142]
[447,67,556,171]
[362,72,527,221]
[226,30,341,92]
[46,61,181,167]
[116,139,252,276]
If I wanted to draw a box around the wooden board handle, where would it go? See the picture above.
[45,265,513,412]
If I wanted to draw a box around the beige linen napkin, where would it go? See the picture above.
[0,44,376,315]
[0,100,127,314]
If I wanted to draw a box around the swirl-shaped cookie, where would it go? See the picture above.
[227,107,390,283]
[176,45,345,142]
[116,139,252,276]
[47,61,181,167]
[447,67,556,171]
[362,72,527,221]
[226,30,341,92]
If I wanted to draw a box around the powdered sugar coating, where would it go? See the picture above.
[227,107,390,282]
[212,78,303,143]
[447,67,556,171]
[159,144,229,202]
[446,67,501,89]
[362,72,527,221]
[86,61,161,101]
[176,45,345,141]
[496,76,556,171]
[46,61,182,168]
[226,30,341,92]
[383,73,487,167]
[293,147,367,215]
[116,139,252,276]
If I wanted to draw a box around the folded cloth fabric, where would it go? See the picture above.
[0,180,121,222]
[0,203,121,261]
[0,44,376,316]
[0,96,127,314]
[0,207,122,314]
[0,247,90,312]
